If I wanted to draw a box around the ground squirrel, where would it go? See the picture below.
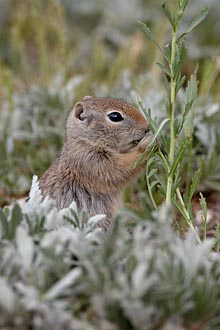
[40,96,151,229]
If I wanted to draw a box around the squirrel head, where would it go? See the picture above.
[66,96,149,153]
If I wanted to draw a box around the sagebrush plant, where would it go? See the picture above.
[139,0,209,242]
[0,177,220,330]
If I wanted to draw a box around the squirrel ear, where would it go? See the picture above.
[73,102,86,121]
[83,95,93,101]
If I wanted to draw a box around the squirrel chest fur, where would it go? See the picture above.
[39,96,150,229]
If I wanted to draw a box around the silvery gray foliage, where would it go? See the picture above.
[0,73,84,155]
[59,0,219,59]
[0,176,104,330]
[0,177,220,329]
[60,0,160,47]
[0,72,85,194]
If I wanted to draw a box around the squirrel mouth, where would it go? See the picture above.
[132,138,142,146]
[132,130,151,145]
[119,130,151,153]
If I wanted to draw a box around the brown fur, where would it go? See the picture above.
[39,96,151,229]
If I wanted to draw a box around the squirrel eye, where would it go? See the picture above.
[108,112,124,122]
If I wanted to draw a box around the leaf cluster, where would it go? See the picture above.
[0,177,220,329]
[139,1,209,236]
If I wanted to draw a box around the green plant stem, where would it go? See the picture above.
[176,188,201,244]
[166,29,177,203]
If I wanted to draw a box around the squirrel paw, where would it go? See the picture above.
[137,134,154,153]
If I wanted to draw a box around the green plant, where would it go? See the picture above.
[139,0,209,242]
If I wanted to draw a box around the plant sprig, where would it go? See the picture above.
[139,0,209,243]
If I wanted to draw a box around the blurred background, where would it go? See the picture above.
[0,0,220,212]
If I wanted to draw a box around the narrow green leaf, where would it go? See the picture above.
[173,172,182,195]
[139,22,165,57]
[137,101,157,133]
[172,196,187,219]
[156,62,171,77]
[148,168,158,179]
[188,169,201,202]
[162,2,177,30]
[179,7,209,39]
[169,137,191,178]
[138,100,168,153]
[146,164,158,210]
[186,6,209,33]
[0,208,9,238]
[150,180,159,190]
[147,156,156,167]
[157,181,166,195]
[157,150,170,171]
[164,43,171,63]
[165,100,172,117]
[178,75,197,133]
[173,42,186,81]
[147,118,170,150]
[144,112,157,133]
[153,155,167,171]
[199,192,207,240]
[176,75,186,94]
[178,0,188,12]
[185,75,198,105]
[162,73,170,92]
[183,111,194,137]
